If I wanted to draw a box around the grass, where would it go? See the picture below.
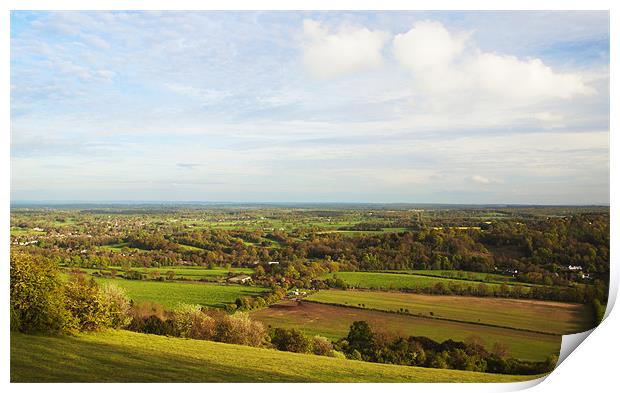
[318,228,410,236]
[97,242,138,252]
[322,271,517,292]
[306,290,593,335]
[10,330,541,382]
[321,271,550,293]
[128,266,254,280]
[385,270,515,283]
[178,243,206,251]
[10,227,46,236]
[251,301,561,362]
[73,266,254,281]
[94,277,268,309]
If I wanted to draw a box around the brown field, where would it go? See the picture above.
[306,290,592,334]
[251,301,561,362]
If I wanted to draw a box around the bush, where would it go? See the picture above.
[64,274,114,331]
[592,299,606,325]
[101,284,132,328]
[312,335,335,357]
[126,303,267,347]
[129,301,167,321]
[10,252,75,333]
[173,304,216,340]
[133,315,175,335]
[216,312,266,346]
[271,328,313,353]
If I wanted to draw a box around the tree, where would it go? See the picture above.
[346,321,375,358]
[64,275,114,331]
[10,252,75,333]
[491,342,510,359]
[271,328,313,353]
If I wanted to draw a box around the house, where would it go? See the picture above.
[568,265,583,271]
[286,289,307,298]
[227,274,252,284]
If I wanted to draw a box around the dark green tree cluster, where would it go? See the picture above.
[334,321,558,376]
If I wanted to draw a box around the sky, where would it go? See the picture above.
[10,11,610,204]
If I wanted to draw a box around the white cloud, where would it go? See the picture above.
[82,34,111,50]
[302,19,389,79]
[533,111,565,128]
[473,53,594,100]
[393,21,468,71]
[392,21,595,102]
[471,175,493,185]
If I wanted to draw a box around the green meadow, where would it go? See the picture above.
[93,277,268,309]
[321,271,517,291]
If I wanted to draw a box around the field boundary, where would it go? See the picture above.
[302,299,564,337]
[365,270,543,288]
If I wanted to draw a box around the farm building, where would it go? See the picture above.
[227,274,252,284]
[287,289,307,298]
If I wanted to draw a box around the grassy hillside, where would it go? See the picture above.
[10,330,541,382]
[92,278,268,309]
[251,301,560,361]
[307,290,592,334]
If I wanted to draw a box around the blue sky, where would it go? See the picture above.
[10,11,609,204]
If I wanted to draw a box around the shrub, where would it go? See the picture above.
[141,315,175,335]
[173,304,216,340]
[271,328,313,353]
[312,336,334,357]
[592,299,606,325]
[10,252,76,333]
[216,312,266,347]
[64,274,113,331]
[129,301,167,321]
[101,284,132,328]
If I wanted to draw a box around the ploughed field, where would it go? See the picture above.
[251,301,562,362]
[10,330,540,383]
[306,290,593,334]
[93,277,268,309]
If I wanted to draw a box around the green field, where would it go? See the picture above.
[322,271,519,292]
[307,290,592,334]
[384,270,515,283]
[10,330,540,382]
[72,266,254,282]
[129,266,254,280]
[251,301,560,361]
[10,227,46,236]
[318,228,410,236]
[94,278,268,309]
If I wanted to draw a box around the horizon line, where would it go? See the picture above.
[9,200,611,208]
